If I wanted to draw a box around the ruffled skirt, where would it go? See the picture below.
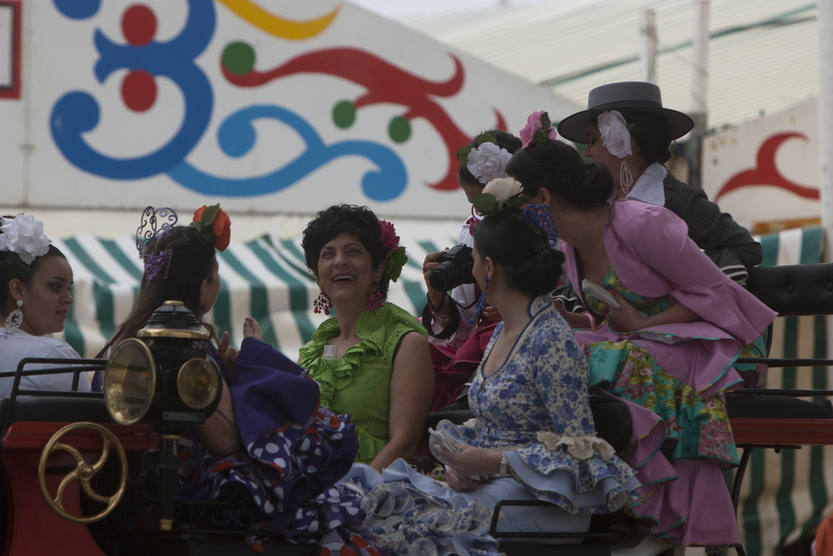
[178,406,373,548]
[578,330,766,545]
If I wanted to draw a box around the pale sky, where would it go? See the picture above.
[348,0,550,19]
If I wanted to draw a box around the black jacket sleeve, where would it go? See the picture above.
[663,175,763,284]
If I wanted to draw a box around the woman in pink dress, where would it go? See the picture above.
[506,117,776,550]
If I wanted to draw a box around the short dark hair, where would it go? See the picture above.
[473,209,564,296]
[0,216,67,314]
[101,226,217,356]
[301,204,390,297]
[457,130,523,187]
[506,140,613,208]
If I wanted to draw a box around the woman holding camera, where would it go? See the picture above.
[299,204,434,472]
[422,130,522,410]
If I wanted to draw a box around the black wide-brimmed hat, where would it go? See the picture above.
[557,81,694,143]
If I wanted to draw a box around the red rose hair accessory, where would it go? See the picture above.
[519,110,558,149]
[379,219,407,283]
[190,204,231,251]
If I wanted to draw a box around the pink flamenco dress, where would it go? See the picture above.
[560,200,776,546]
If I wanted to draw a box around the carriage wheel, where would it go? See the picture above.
[37,421,128,523]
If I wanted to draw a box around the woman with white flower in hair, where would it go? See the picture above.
[339,183,639,555]
[507,115,776,551]
[0,214,92,395]
[557,81,762,285]
[421,129,522,411]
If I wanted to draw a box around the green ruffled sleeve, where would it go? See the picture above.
[298,317,340,408]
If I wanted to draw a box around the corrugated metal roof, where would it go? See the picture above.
[402,0,818,131]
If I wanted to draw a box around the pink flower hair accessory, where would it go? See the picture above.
[379,219,400,250]
[378,219,407,283]
[520,111,558,149]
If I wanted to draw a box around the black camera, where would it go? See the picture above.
[429,244,475,292]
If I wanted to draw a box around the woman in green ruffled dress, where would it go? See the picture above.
[299,205,434,472]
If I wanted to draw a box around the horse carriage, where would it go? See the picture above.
[1,262,832,555]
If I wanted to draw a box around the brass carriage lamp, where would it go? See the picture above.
[103,299,223,530]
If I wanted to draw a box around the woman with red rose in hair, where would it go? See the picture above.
[102,205,373,552]
[299,204,434,472]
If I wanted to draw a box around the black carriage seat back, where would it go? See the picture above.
[0,357,110,432]
[745,262,833,318]
[727,262,833,419]
[0,396,111,427]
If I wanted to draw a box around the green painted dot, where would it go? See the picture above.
[223,41,255,75]
[388,116,411,143]
[332,100,356,128]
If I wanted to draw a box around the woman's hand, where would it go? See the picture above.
[480,304,502,325]
[607,293,700,332]
[444,466,479,492]
[218,331,238,381]
[606,292,646,332]
[422,252,446,297]
[433,444,501,478]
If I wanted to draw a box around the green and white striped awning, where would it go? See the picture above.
[52,223,832,555]
[52,224,461,359]
[739,225,833,555]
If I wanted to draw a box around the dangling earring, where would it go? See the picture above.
[469,276,489,325]
[368,283,384,312]
[5,299,23,330]
[619,160,634,196]
[313,291,332,315]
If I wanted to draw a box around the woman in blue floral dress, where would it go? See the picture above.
[340,191,639,555]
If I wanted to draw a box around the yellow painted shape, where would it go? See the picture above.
[218,0,340,40]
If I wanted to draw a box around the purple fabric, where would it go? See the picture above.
[578,326,743,398]
[561,200,776,393]
[144,249,172,280]
[560,201,774,546]
[633,459,740,545]
[597,201,775,340]
[178,337,364,547]
[230,337,321,445]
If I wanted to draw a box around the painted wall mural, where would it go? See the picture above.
[703,98,820,230]
[20,0,573,216]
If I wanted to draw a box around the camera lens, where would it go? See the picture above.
[429,245,474,291]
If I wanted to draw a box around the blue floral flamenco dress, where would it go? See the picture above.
[178,337,382,553]
[333,297,640,555]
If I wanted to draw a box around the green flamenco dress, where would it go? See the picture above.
[298,302,427,464]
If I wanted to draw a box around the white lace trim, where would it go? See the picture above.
[536,431,616,460]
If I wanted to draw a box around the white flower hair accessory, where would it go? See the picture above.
[0,214,52,265]
[482,177,523,201]
[597,110,633,159]
[473,177,526,216]
[465,141,512,185]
